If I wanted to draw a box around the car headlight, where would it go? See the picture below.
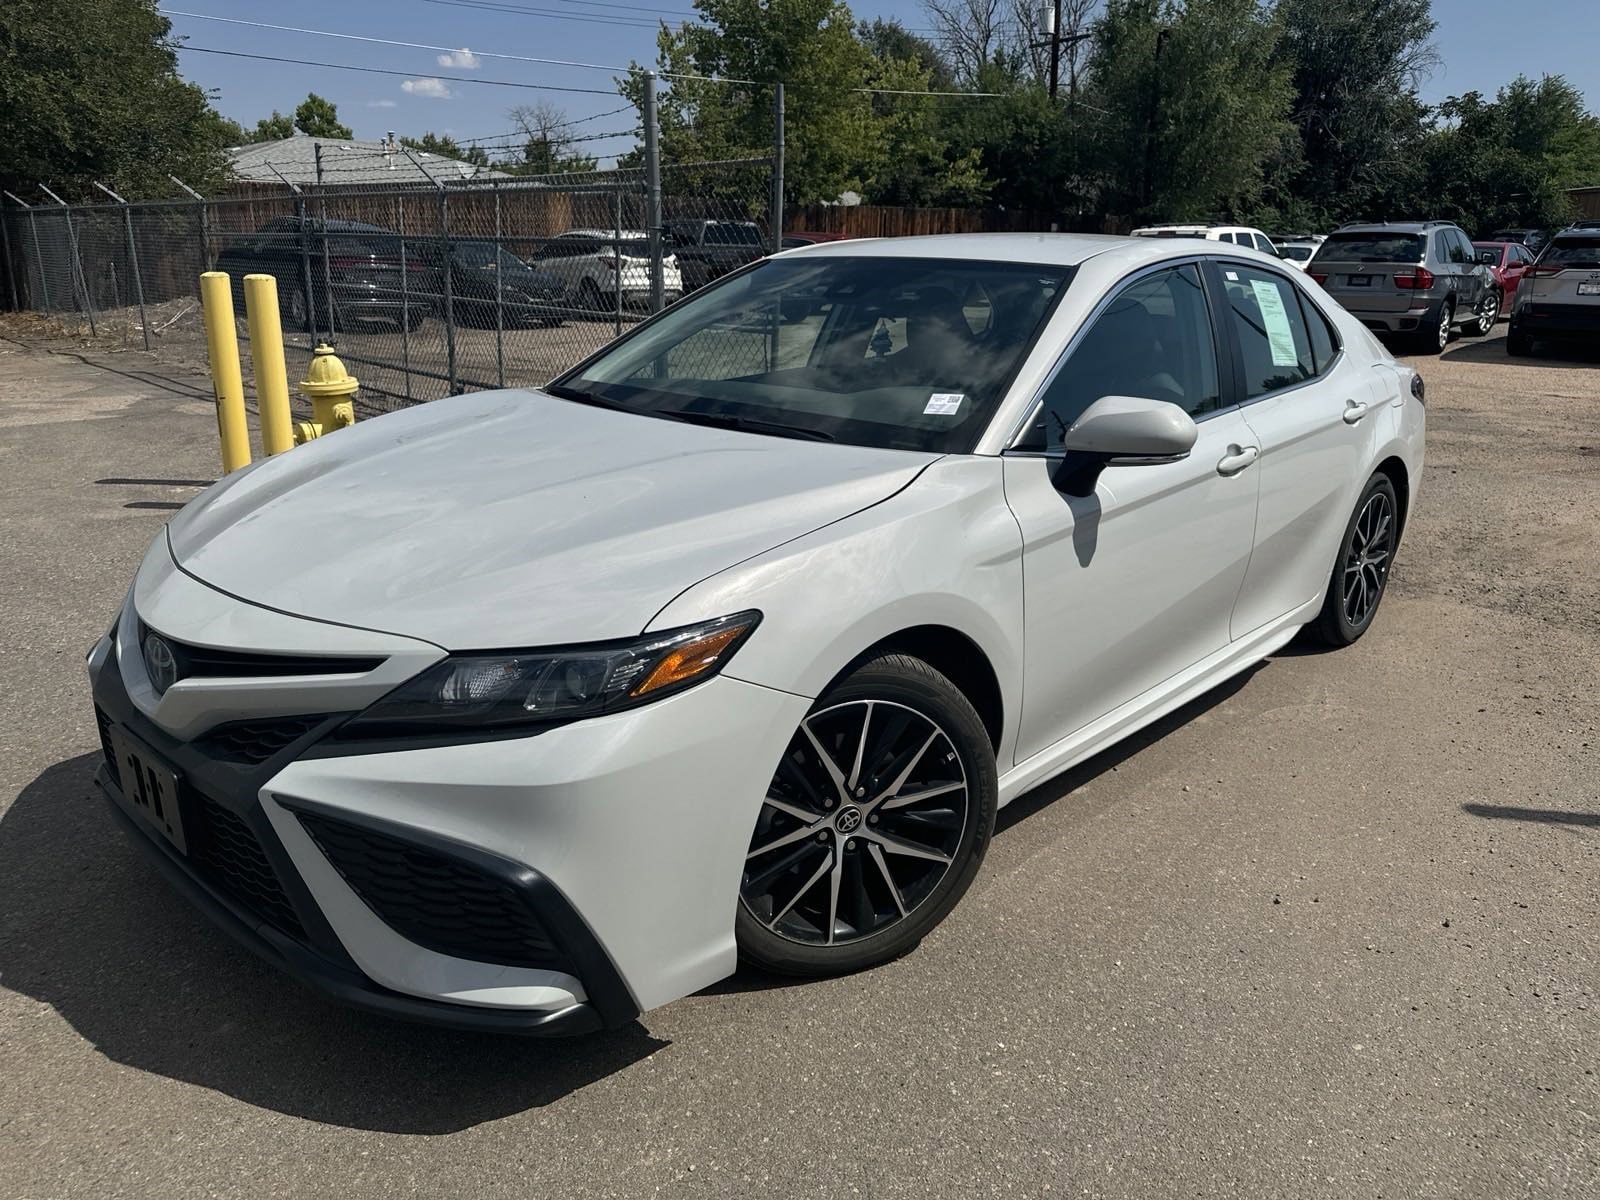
[343,611,760,734]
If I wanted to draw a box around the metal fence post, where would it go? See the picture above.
[4,193,50,311]
[169,176,210,272]
[94,182,150,351]
[771,82,786,254]
[296,193,317,340]
[439,187,456,394]
[397,194,413,403]
[612,187,624,338]
[494,180,505,388]
[40,185,96,335]
[643,70,664,314]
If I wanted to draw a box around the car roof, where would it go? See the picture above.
[556,228,649,238]
[1333,222,1453,234]
[778,232,1185,268]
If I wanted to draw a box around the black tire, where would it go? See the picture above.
[1310,473,1400,647]
[579,279,608,316]
[285,285,311,336]
[735,653,997,977]
[1415,299,1452,355]
[1464,289,1500,337]
[1506,323,1534,357]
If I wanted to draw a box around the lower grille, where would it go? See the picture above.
[296,809,564,970]
[193,797,307,941]
[197,714,332,765]
[94,706,120,787]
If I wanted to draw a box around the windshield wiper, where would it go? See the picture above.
[656,408,835,442]
[544,383,636,412]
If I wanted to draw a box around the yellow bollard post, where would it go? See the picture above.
[199,271,251,472]
[295,343,359,444]
[243,274,295,456]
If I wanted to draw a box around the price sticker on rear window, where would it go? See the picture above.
[924,392,965,416]
[1250,279,1302,367]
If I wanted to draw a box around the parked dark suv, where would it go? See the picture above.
[1309,221,1499,354]
[417,238,567,328]
[215,217,440,333]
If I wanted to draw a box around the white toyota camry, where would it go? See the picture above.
[89,234,1425,1034]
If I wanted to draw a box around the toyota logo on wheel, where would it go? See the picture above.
[835,805,863,834]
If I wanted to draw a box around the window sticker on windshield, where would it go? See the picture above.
[1224,270,1239,281]
[1249,279,1301,367]
[924,392,965,416]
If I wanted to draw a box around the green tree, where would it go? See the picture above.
[1421,76,1600,232]
[938,57,1076,214]
[247,111,295,143]
[0,0,234,199]
[401,132,491,168]
[293,93,352,140]
[1083,0,1294,222]
[1273,0,1435,226]
[858,19,956,92]
[624,0,882,204]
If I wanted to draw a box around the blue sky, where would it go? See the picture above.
[167,0,1600,163]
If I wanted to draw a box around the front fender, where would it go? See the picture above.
[645,456,1026,768]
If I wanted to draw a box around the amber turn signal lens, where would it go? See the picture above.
[632,625,749,697]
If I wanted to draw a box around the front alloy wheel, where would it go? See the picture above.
[737,654,996,976]
[1466,289,1500,337]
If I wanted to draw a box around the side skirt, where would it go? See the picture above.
[997,600,1318,807]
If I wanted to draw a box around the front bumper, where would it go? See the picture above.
[89,566,810,1029]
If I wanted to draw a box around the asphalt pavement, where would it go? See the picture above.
[0,322,1594,1199]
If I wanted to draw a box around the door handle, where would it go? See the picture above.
[1216,445,1260,476]
[1342,399,1370,424]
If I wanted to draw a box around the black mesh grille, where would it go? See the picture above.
[94,706,120,787]
[296,810,563,970]
[138,622,384,680]
[192,797,306,941]
[197,715,332,765]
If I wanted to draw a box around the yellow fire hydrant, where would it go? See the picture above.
[295,343,359,444]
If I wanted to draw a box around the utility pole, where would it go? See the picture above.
[1048,0,1061,101]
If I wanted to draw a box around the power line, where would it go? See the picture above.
[177,46,624,95]
[419,0,671,30]
[163,10,642,75]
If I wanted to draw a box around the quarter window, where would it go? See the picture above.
[1220,265,1316,398]
[1035,263,1222,444]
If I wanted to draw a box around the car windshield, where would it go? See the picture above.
[1315,232,1425,262]
[552,256,1072,453]
[1281,245,1314,261]
[1539,237,1600,268]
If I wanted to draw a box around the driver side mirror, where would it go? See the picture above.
[1053,395,1199,495]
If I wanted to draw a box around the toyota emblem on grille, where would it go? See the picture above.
[142,633,178,695]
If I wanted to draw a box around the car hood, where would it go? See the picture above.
[168,389,936,649]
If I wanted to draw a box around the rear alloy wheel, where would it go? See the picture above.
[286,285,310,335]
[1311,473,1399,646]
[1417,299,1453,355]
[736,654,996,977]
[1465,289,1500,337]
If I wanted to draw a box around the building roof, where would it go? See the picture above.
[227,136,511,186]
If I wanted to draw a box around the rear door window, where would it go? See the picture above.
[1219,264,1316,399]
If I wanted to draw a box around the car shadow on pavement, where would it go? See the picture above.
[1460,802,1600,828]
[0,754,668,1133]
[1441,338,1600,367]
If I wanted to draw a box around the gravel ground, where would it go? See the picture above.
[0,322,1595,1199]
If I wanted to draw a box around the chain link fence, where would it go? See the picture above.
[1,157,777,414]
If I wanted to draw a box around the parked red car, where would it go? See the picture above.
[1472,241,1536,309]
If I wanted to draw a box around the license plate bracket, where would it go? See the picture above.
[1345,275,1373,287]
[108,727,188,855]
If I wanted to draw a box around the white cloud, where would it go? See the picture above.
[436,48,481,69]
[366,99,397,109]
[401,78,453,99]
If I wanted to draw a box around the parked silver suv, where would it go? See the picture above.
[1309,221,1499,354]
[1507,221,1600,357]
